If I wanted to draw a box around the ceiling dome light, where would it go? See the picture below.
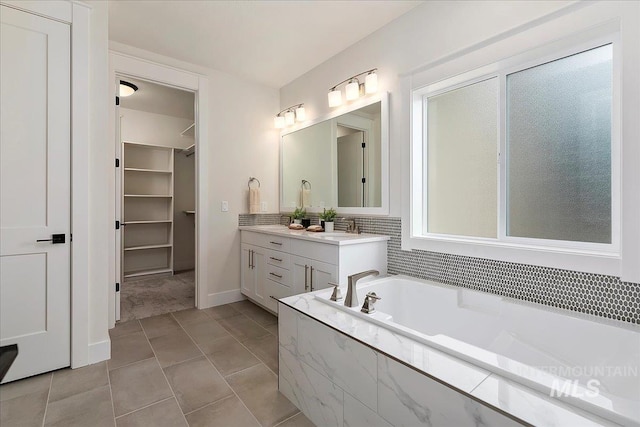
[295,105,306,122]
[345,79,360,101]
[119,81,138,97]
[274,116,285,129]
[328,89,342,108]
[365,72,378,94]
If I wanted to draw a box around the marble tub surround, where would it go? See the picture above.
[314,275,640,425]
[279,293,619,427]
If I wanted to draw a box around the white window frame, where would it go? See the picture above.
[408,31,621,276]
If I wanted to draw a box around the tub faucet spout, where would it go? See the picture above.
[345,270,379,307]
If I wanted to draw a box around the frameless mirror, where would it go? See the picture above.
[280,94,388,215]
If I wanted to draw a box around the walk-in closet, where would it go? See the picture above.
[117,78,196,321]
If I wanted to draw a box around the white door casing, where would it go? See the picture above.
[0,5,71,382]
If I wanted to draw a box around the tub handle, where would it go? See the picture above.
[328,282,342,302]
[361,292,381,314]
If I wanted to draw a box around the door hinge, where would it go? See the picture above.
[115,158,120,167]
[362,142,366,148]
[362,177,366,184]
[116,96,120,106]
[116,282,120,292]
[116,220,120,230]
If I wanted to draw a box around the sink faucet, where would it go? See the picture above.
[344,270,379,307]
[341,217,359,234]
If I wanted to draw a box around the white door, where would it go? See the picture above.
[0,5,71,383]
[337,131,365,207]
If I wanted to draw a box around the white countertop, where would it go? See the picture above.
[239,224,390,246]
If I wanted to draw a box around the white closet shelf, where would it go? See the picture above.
[124,194,173,198]
[124,168,172,173]
[124,243,172,251]
[124,220,172,225]
[124,268,173,278]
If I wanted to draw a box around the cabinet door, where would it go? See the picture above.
[252,248,266,305]
[241,244,255,299]
[291,255,310,295]
[310,260,337,292]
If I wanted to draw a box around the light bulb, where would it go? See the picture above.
[328,89,342,107]
[365,72,378,94]
[274,116,285,129]
[345,80,360,101]
[295,106,306,122]
[285,110,295,126]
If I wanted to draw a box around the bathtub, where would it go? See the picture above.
[314,275,640,426]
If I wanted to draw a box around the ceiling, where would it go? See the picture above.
[119,77,194,120]
[108,0,422,89]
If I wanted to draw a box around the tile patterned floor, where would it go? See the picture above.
[120,271,195,322]
[0,301,315,427]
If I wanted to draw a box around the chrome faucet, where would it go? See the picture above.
[341,217,360,234]
[344,269,379,307]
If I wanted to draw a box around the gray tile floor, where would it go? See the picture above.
[0,301,315,427]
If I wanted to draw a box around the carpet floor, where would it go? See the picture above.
[120,270,195,321]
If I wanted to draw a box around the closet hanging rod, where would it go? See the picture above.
[248,177,260,189]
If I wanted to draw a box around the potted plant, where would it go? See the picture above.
[292,207,306,224]
[319,208,337,232]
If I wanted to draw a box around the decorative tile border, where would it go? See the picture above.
[239,214,639,324]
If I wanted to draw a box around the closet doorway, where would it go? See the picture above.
[115,77,197,322]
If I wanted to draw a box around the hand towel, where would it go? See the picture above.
[249,188,261,214]
[301,189,311,208]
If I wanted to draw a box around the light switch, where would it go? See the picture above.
[221,201,229,212]
[261,202,267,212]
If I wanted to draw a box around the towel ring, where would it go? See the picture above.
[248,177,260,189]
[301,180,311,190]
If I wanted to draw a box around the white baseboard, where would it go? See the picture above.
[205,289,245,308]
[88,339,111,364]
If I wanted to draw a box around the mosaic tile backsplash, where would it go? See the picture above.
[239,214,639,324]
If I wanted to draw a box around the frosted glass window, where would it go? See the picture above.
[425,78,498,237]
[506,44,612,243]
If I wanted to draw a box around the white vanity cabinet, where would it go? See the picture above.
[240,226,389,314]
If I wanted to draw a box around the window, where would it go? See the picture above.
[411,41,617,264]
[506,45,612,244]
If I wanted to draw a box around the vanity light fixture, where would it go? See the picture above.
[119,80,138,97]
[274,103,305,129]
[328,68,378,107]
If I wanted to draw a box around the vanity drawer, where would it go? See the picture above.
[290,239,338,265]
[264,264,291,287]
[266,249,290,270]
[264,279,292,313]
[257,234,290,252]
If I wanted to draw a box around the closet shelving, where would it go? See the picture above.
[122,141,175,278]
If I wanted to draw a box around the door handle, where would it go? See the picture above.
[269,272,282,279]
[250,250,254,269]
[269,241,282,246]
[310,266,314,291]
[36,234,65,244]
[304,265,309,291]
[270,257,282,262]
